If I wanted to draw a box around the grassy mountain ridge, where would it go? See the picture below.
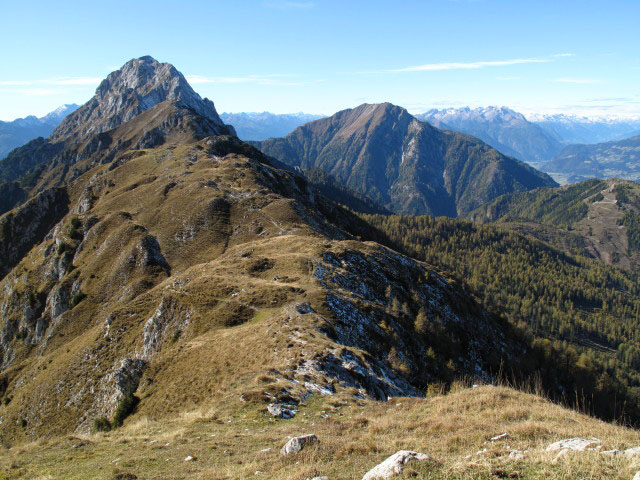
[0,136,547,444]
[0,59,559,447]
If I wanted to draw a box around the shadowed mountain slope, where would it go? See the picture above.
[256,103,557,216]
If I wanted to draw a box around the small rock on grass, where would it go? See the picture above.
[280,434,318,456]
[268,403,296,419]
[362,450,433,480]
[112,474,138,480]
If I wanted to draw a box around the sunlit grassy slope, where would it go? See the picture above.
[2,385,640,480]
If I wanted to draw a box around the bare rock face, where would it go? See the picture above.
[362,450,434,480]
[280,434,318,456]
[546,437,601,452]
[51,56,234,143]
[142,297,190,358]
[0,187,69,280]
[267,403,296,419]
[625,447,640,457]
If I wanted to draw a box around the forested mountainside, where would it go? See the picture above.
[356,212,640,424]
[469,178,640,270]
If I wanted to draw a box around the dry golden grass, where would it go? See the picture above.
[1,385,640,479]
[3,142,640,480]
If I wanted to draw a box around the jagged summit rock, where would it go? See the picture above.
[51,55,234,143]
[0,56,237,211]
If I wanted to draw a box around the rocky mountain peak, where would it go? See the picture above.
[50,56,232,143]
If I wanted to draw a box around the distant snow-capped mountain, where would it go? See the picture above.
[528,113,640,145]
[417,106,562,165]
[0,104,79,158]
[220,111,324,141]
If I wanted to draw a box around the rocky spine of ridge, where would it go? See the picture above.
[0,59,548,444]
[256,103,557,216]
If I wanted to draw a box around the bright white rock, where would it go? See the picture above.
[362,450,433,480]
[545,437,601,452]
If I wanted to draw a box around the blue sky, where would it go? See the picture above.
[1,0,639,120]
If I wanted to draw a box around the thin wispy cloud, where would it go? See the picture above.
[386,54,572,73]
[391,57,548,73]
[553,77,601,84]
[186,74,320,87]
[18,88,66,96]
[584,97,631,103]
[0,77,102,86]
[262,1,314,9]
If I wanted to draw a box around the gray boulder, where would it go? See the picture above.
[362,450,433,480]
[625,447,640,457]
[280,434,318,456]
[268,403,296,419]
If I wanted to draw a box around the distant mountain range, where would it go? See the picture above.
[417,107,562,166]
[219,112,324,141]
[545,135,640,183]
[0,104,78,159]
[256,103,557,216]
[530,113,640,145]
[417,107,640,184]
